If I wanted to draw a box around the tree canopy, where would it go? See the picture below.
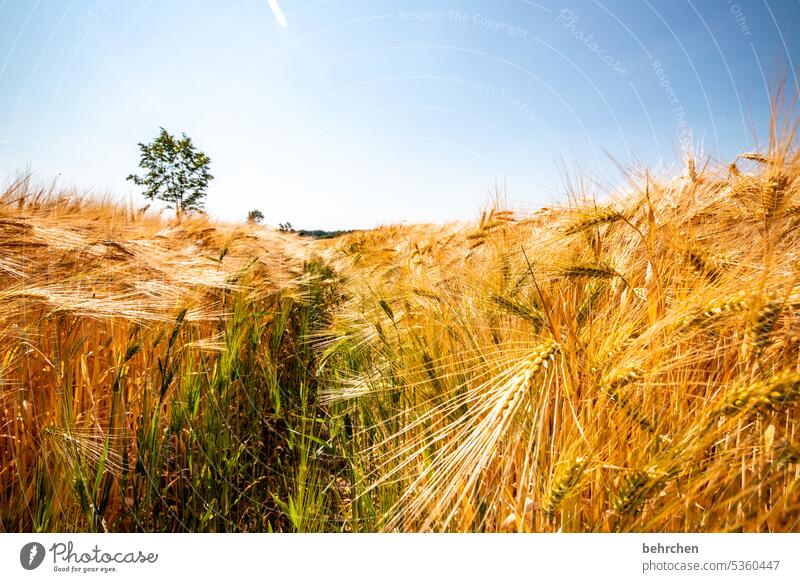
[127,128,213,215]
[247,209,265,223]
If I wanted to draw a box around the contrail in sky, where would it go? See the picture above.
[267,0,287,27]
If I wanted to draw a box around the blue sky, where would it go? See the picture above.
[0,1,798,229]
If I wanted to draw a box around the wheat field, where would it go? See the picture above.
[2,105,800,532]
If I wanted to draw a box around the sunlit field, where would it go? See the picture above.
[2,104,800,533]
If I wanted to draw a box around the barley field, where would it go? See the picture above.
[2,106,800,533]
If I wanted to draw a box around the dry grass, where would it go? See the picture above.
[318,103,800,532]
[0,177,334,532]
[3,102,800,532]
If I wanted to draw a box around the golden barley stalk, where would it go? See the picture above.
[563,207,624,235]
[603,368,655,433]
[720,369,800,416]
[559,262,622,281]
[673,291,750,332]
[738,152,771,164]
[544,456,587,515]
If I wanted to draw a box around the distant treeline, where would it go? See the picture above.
[295,229,357,239]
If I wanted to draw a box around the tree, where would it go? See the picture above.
[278,222,293,233]
[127,128,213,216]
[247,209,265,223]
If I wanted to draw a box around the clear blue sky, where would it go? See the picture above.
[1,1,798,229]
